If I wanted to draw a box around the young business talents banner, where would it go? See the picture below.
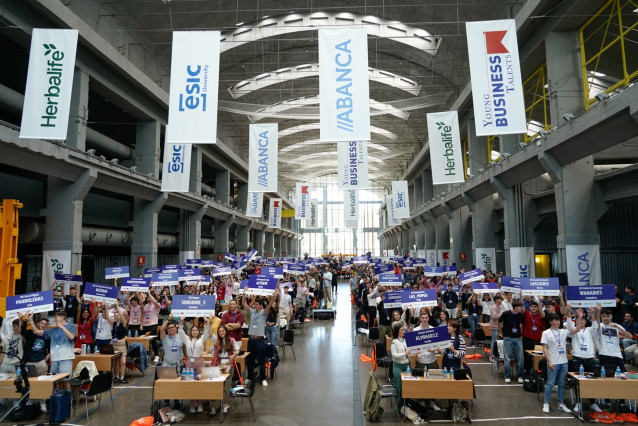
[161,142,192,192]
[426,111,465,185]
[165,31,220,144]
[20,29,79,140]
[295,183,312,220]
[268,198,282,228]
[248,123,278,192]
[337,141,368,189]
[391,181,410,218]
[246,191,264,217]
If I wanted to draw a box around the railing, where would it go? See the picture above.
[462,137,469,180]
[522,63,550,143]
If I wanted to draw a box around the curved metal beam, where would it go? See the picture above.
[279,122,398,140]
[279,139,391,153]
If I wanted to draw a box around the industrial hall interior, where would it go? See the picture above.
[1,0,638,425]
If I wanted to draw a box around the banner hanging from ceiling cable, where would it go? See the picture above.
[386,195,400,226]
[161,140,192,192]
[337,141,368,189]
[426,111,465,185]
[268,198,282,229]
[466,20,526,136]
[295,183,312,219]
[248,123,278,192]
[319,28,371,142]
[166,31,221,143]
[344,189,358,223]
[20,29,79,140]
[246,191,264,217]
[391,181,410,218]
[307,199,319,229]
[509,247,535,278]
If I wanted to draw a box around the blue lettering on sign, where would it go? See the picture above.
[178,65,207,112]
[257,131,269,187]
[488,56,508,127]
[348,141,358,185]
[519,264,528,278]
[396,192,405,208]
[168,144,184,174]
[335,39,353,132]
[577,252,590,284]
[250,193,259,214]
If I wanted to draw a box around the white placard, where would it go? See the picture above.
[509,247,535,278]
[466,20,526,136]
[246,191,263,217]
[161,142,192,192]
[268,198,282,228]
[42,250,71,291]
[319,27,370,142]
[391,181,410,218]
[566,245,602,286]
[337,141,368,189]
[476,247,496,272]
[295,183,312,219]
[426,111,465,184]
[248,123,278,192]
[20,29,79,140]
[386,195,400,226]
[344,189,358,221]
[166,31,220,144]
[307,199,319,229]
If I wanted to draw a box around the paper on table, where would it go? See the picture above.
[207,377,225,382]
[38,375,59,381]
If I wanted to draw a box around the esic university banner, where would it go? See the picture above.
[166,31,220,144]
[338,141,368,189]
[249,123,278,192]
[391,181,410,219]
[466,20,526,136]
[161,142,192,192]
[21,29,79,140]
[427,111,465,185]
[319,28,370,142]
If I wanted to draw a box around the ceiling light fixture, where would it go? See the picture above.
[236,22,244,26]
[562,113,575,122]
[595,92,610,102]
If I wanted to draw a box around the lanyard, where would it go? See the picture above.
[579,329,587,344]
[55,327,64,346]
[114,323,119,337]
[531,314,538,327]
[190,339,197,355]
[604,326,614,344]
[550,329,563,346]
[232,311,237,323]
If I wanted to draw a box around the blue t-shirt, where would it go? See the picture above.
[44,323,76,362]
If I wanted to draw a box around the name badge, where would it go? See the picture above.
[512,328,518,334]
[113,338,118,343]
[447,352,454,359]
[171,346,178,352]
[531,326,537,332]
[252,324,257,329]
[580,345,588,352]
[558,347,565,355]
[189,356,195,363]
[80,334,85,339]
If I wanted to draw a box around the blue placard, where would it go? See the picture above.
[151,272,179,286]
[459,268,484,285]
[245,275,278,296]
[231,259,248,272]
[405,327,452,351]
[5,290,53,318]
[520,277,560,296]
[172,294,216,317]
[352,256,369,264]
[471,282,500,294]
[377,273,403,287]
[400,289,438,308]
[186,259,201,265]
[54,274,83,287]
[200,260,215,267]
[247,248,258,261]
[179,268,203,281]
[225,252,237,261]
[500,276,521,293]
[120,277,151,293]
[144,267,161,278]
[381,290,404,309]
[374,264,392,275]
[212,266,232,277]
[283,263,305,275]
[161,264,181,273]
[84,282,119,304]
[105,266,129,280]
[240,280,249,291]
[566,284,615,307]
[261,267,284,279]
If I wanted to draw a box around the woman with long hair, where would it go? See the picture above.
[266,299,280,351]
[439,319,466,371]
[210,325,240,416]
[178,315,212,413]
[75,308,94,349]
[390,324,411,410]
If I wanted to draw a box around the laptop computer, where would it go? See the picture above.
[201,367,220,379]
[97,344,116,354]
[156,366,179,379]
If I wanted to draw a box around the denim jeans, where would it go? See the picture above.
[468,314,479,345]
[503,337,524,379]
[266,325,279,353]
[544,362,568,404]
[490,329,499,356]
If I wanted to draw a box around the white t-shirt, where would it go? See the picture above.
[541,328,569,365]
[323,271,333,285]
[597,323,625,358]
[279,293,292,311]
[95,314,113,341]
[565,318,598,359]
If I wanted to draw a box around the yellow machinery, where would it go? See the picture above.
[0,199,22,316]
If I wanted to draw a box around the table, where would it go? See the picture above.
[126,335,156,352]
[409,354,442,369]
[401,371,473,420]
[203,353,249,376]
[154,375,228,422]
[0,373,69,399]
[73,353,122,375]
[525,350,573,371]
[569,372,638,419]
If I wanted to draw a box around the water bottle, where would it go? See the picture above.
[449,367,454,380]
[135,329,139,337]
[189,368,194,381]
[579,364,585,378]
[128,330,132,338]
[16,367,21,378]
[95,347,100,355]
[424,366,429,378]
[182,367,187,380]
[443,367,448,379]
[406,365,411,375]
[600,365,606,379]
[615,366,622,380]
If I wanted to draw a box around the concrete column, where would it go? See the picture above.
[468,117,489,176]
[546,31,585,127]
[435,214,450,265]
[215,170,230,205]
[178,205,206,263]
[135,121,161,177]
[422,169,434,202]
[237,183,248,213]
[501,182,539,275]
[265,232,275,257]
[449,206,471,269]
[253,228,265,255]
[66,68,89,151]
[130,193,168,276]
[414,177,424,208]
[500,134,519,156]
[214,217,233,256]
[408,224,416,255]
[42,170,97,289]
[236,222,253,253]
[424,213,436,250]
[470,195,498,269]
[274,232,282,256]
[189,146,202,195]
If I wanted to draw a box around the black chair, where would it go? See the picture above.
[367,327,381,355]
[373,342,393,381]
[277,329,296,360]
[78,372,114,422]
[264,343,279,379]
[356,319,368,346]
[126,346,142,377]
[229,369,258,423]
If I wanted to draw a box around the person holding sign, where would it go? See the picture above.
[390,324,411,410]
[439,319,466,371]
[0,318,24,373]
[540,314,572,414]
[522,301,546,373]
[141,291,161,360]
[93,302,115,346]
[497,300,525,383]
[61,285,81,324]
[126,294,144,335]
[178,315,212,413]
[29,311,76,390]
[159,313,184,410]
[209,325,240,416]
[20,314,50,412]
[242,290,277,387]
[412,308,443,413]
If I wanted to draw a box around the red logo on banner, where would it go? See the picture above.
[274,201,280,208]
[484,30,509,54]
[301,186,309,194]
[442,252,449,260]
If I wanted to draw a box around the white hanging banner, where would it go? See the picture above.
[166,31,220,144]
[246,191,264,217]
[345,219,358,229]
[391,181,410,219]
[426,250,437,267]
[248,123,278,192]
[268,198,282,229]
[386,195,400,226]
[42,250,71,291]
[438,250,450,267]
[307,199,319,229]
[344,189,358,222]
[466,19,526,136]
[426,111,465,184]
[20,29,79,140]
[475,247,496,272]
[337,141,369,189]
[566,245,602,285]
[509,247,535,278]
[295,183,312,220]
[319,27,370,142]
[161,142,192,192]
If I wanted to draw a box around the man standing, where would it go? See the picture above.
[279,285,293,329]
[21,314,50,412]
[159,314,183,409]
[221,299,244,343]
[29,311,76,390]
[522,301,546,373]
[322,267,333,306]
[622,286,638,318]
[598,307,632,372]
[442,282,459,319]
[498,300,525,383]
[242,291,276,387]
[541,313,572,414]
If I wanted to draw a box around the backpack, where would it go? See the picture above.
[363,371,384,422]
[451,401,470,422]
[523,371,538,392]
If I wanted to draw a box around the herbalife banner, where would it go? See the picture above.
[337,141,368,189]
[391,181,410,218]
[509,247,535,278]
[319,28,370,142]
[426,111,464,184]
[466,20,526,136]
[295,183,311,219]
[42,250,71,291]
[166,31,220,144]
[248,123,278,192]
[20,29,79,140]
[161,143,192,192]
[344,189,358,221]
[246,191,264,217]
[268,198,282,229]
[566,245,602,286]
[386,195,400,226]
[426,250,437,267]
[475,247,496,272]
[307,199,319,229]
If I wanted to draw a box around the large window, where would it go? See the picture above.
[299,175,384,257]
